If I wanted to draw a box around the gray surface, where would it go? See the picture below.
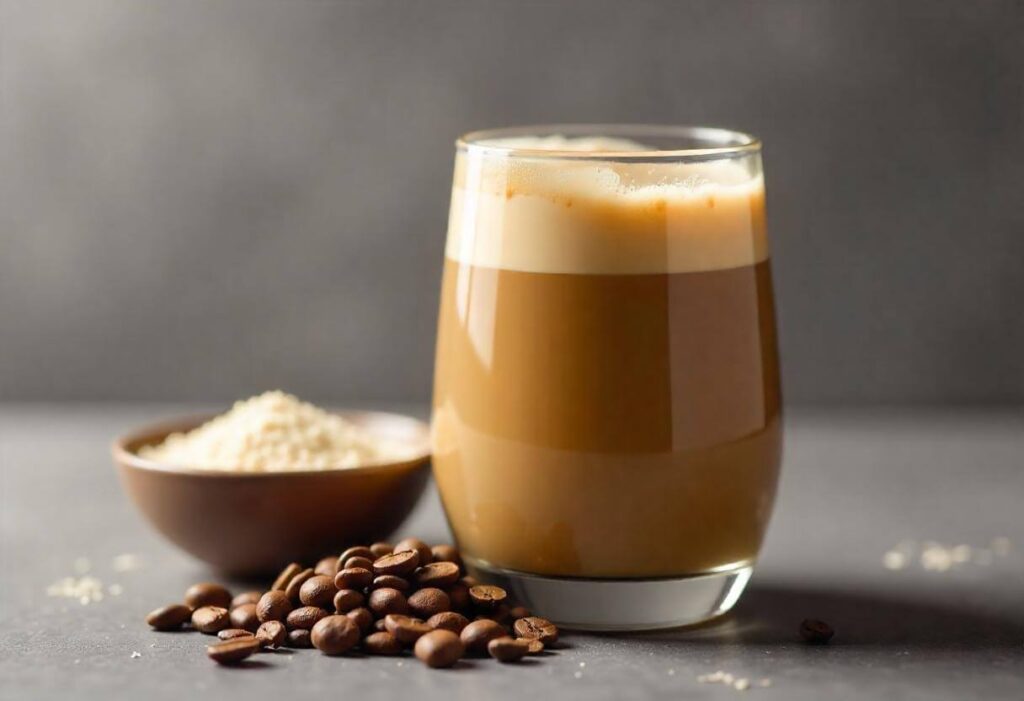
[1,403,1022,700]
[2,0,1023,405]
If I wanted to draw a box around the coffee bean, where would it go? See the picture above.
[371,575,410,592]
[477,603,511,624]
[229,603,259,632]
[334,567,373,591]
[363,631,403,655]
[525,639,544,654]
[374,618,387,632]
[230,591,262,609]
[284,567,315,604]
[256,620,287,649]
[368,588,409,617]
[299,574,337,609]
[508,605,531,619]
[217,628,255,641]
[311,615,359,656]
[460,575,480,588]
[394,538,433,567]
[369,542,394,558]
[414,562,461,588]
[513,616,558,644]
[415,629,464,668]
[314,555,340,578]
[427,612,469,634]
[207,636,260,664]
[446,583,471,612]
[271,562,303,591]
[145,604,191,631]
[383,614,433,645]
[286,605,329,631]
[333,589,365,614]
[287,629,312,648]
[345,606,374,634]
[469,584,507,609]
[799,618,834,644]
[191,606,230,634]
[372,550,419,577]
[185,583,232,610]
[338,546,375,569]
[344,556,374,571]
[459,619,506,655]
[408,588,451,618]
[256,590,292,623]
[488,636,531,663]
[430,544,462,568]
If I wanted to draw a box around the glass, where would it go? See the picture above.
[432,125,781,630]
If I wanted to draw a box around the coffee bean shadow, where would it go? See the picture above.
[617,584,1024,650]
[218,659,272,670]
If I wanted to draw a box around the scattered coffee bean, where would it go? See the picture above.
[430,544,462,567]
[311,615,359,656]
[414,562,461,588]
[513,616,558,644]
[369,542,394,558]
[299,574,337,609]
[284,567,315,604]
[469,584,507,609]
[334,567,373,591]
[207,637,261,665]
[217,628,255,641]
[363,631,403,655]
[394,538,433,567]
[287,628,312,648]
[271,563,303,591]
[338,546,375,569]
[229,603,259,632]
[368,588,409,617]
[415,629,464,668]
[256,620,287,649]
[427,611,470,634]
[488,636,531,663]
[345,606,374,633]
[799,618,835,644]
[460,619,507,655]
[373,550,419,577]
[286,605,329,631]
[146,604,191,631]
[230,591,262,609]
[191,606,230,634]
[185,583,232,610]
[446,583,471,612]
[333,589,365,614]
[314,555,339,578]
[371,575,410,592]
[384,614,433,645]
[256,590,292,623]
[408,588,451,619]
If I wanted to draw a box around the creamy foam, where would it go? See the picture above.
[447,137,767,275]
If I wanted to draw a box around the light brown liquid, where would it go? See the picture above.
[433,259,781,578]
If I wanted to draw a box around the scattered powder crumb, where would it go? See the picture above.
[395,661,403,667]
[667,669,676,676]
[74,660,80,665]
[574,671,583,679]
[150,643,156,648]
[113,554,142,572]
[882,551,907,570]
[734,679,750,691]
[579,662,586,667]
[48,576,105,604]
[131,651,141,659]
[883,537,1013,573]
[758,679,772,688]
[698,671,770,692]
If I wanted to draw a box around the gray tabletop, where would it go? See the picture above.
[2,404,1022,700]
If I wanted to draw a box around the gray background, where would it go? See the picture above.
[2,0,1022,405]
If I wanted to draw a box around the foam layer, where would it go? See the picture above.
[447,137,767,275]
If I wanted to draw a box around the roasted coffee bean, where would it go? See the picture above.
[284,567,315,604]
[345,606,374,633]
[333,589,365,614]
[362,631,403,655]
[384,614,433,645]
[469,584,507,609]
[513,616,558,644]
[508,605,531,620]
[287,628,312,648]
[525,639,544,655]
[369,542,394,558]
[799,618,834,644]
[299,574,337,609]
[191,606,230,634]
[371,575,410,592]
[478,604,511,624]
[207,636,260,664]
[338,546,375,569]
[368,588,409,617]
[146,604,191,631]
[488,636,531,663]
[229,603,259,633]
[230,591,262,609]
[430,544,462,568]
[372,550,419,577]
[459,619,507,655]
[414,562,461,588]
[256,590,292,623]
[374,618,388,632]
[217,628,255,641]
[271,562,303,591]
[314,555,340,578]
[446,583,471,612]
[460,575,480,588]
[311,615,359,656]
[286,605,329,631]
[344,556,374,571]
[256,620,287,649]
[185,583,232,610]
[334,567,373,591]
[427,611,470,634]
[415,629,464,668]
[408,588,451,618]
[394,538,433,566]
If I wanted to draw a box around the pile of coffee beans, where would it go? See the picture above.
[145,538,559,668]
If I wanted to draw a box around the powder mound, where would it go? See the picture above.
[139,391,416,472]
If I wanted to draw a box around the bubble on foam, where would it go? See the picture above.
[477,134,651,152]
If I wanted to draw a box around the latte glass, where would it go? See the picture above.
[432,125,781,630]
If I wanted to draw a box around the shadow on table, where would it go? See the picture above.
[625,583,1024,649]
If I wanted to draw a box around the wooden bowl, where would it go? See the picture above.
[113,411,430,576]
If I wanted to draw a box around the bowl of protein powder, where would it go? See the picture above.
[113,392,431,574]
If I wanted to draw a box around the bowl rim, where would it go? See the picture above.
[112,409,431,479]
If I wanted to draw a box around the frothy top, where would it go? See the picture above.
[447,136,767,274]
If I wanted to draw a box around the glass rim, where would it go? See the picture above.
[456,124,761,161]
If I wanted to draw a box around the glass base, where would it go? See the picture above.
[467,560,753,631]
